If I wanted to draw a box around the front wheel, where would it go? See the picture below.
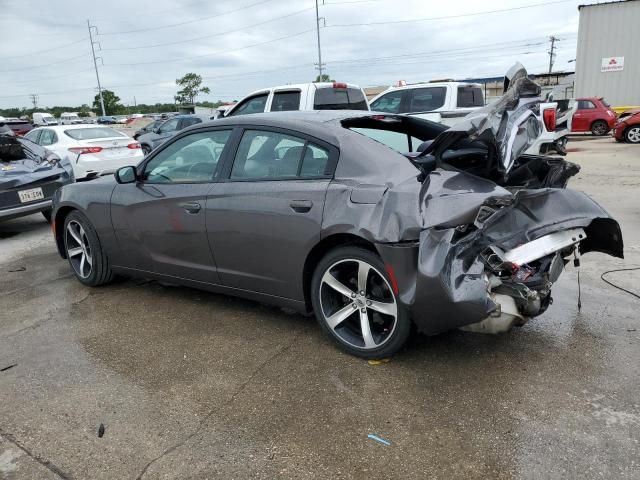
[625,126,640,144]
[591,120,609,136]
[310,246,411,359]
[63,211,114,286]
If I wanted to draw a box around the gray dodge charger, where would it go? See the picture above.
[52,69,623,358]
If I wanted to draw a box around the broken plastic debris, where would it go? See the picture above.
[367,358,390,366]
[367,434,391,446]
[98,423,105,438]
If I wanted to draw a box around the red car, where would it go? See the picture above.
[613,111,640,144]
[571,97,617,136]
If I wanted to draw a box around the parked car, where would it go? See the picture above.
[60,112,83,125]
[3,119,34,136]
[224,82,369,117]
[114,115,128,125]
[1,130,74,222]
[23,125,143,180]
[97,116,117,124]
[32,112,58,127]
[133,120,163,140]
[51,68,622,358]
[613,111,640,144]
[370,81,484,126]
[137,114,212,154]
[571,97,617,135]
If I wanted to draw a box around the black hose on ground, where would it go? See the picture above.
[600,267,640,300]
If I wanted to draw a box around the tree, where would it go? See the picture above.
[314,74,335,83]
[93,90,122,115]
[175,73,210,105]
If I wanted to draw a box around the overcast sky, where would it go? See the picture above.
[0,0,582,109]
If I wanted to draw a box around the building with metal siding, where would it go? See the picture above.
[575,0,640,108]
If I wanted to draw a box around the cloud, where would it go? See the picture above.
[0,0,580,109]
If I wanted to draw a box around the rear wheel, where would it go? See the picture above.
[625,126,640,144]
[310,246,411,359]
[591,120,609,136]
[63,211,114,286]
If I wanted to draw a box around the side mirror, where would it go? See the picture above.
[115,166,137,184]
[152,127,161,134]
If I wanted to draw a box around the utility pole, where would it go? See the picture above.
[314,0,326,81]
[88,20,106,116]
[29,93,39,110]
[547,36,558,80]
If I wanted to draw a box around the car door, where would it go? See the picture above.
[110,127,235,283]
[206,127,337,301]
[572,100,596,132]
[151,118,180,149]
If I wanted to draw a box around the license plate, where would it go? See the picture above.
[105,147,127,156]
[18,187,44,203]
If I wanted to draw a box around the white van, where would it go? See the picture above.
[60,112,83,125]
[33,112,58,126]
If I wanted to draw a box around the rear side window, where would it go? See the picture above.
[228,94,268,116]
[370,90,404,114]
[408,87,446,112]
[230,130,330,179]
[314,87,368,110]
[457,86,484,108]
[64,127,125,140]
[271,91,301,112]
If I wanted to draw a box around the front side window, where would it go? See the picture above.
[39,129,57,146]
[228,94,268,116]
[158,118,179,133]
[370,90,404,114]
[230,130,329,179]
[578,100,596,110]
[271,91,301,112]
[408,87,446,112]
[143,130,231,183]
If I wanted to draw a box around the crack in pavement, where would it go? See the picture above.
[134,335,298,480]
[0,430,72,479]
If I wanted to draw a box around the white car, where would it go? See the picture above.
[23,125,144,180]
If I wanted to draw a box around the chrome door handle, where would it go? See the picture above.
[290,200,312,213]
[180,202,201,214]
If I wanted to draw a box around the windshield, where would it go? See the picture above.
[64,127,126,140]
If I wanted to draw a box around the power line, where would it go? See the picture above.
[325,0,575,28]
[0,52,90,73]
[105,28,316,67]
[101,6,314,52]
[0,37,88,60]
[98,0,278,36]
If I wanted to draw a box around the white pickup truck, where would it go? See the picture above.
[224,82,369,116]
[369,81,485,126]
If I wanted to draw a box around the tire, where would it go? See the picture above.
[625,126,640,144]
[591,120,609,136]
[142,144,151,155]
[42,209,52,223]
[310,246,411,359]
[63,211,114,287]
